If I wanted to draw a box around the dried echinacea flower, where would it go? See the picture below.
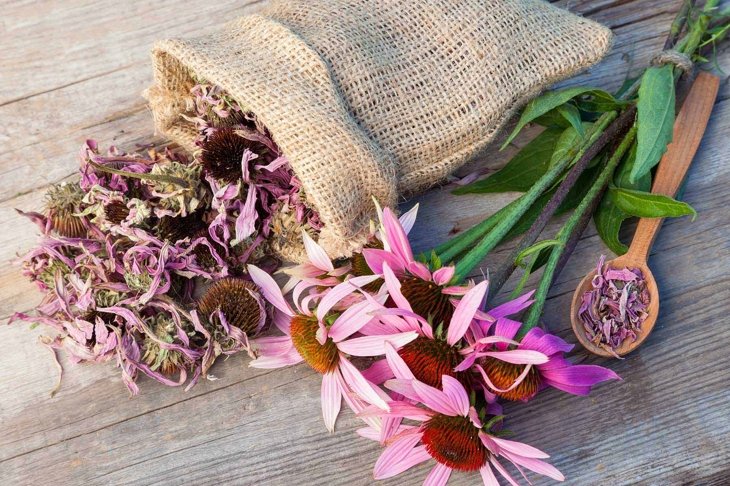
[156,211,207,243]
[104,200,130,225]
[44,182,87,238]
[197,278,266,335]
[579,255,650,352]
[199,128,268,183]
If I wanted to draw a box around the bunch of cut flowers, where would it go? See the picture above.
[241,204,619,484]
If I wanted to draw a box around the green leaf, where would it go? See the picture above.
[549,123,592,168]
[594,192,630,255]
[533,107,572,129]
[515,239,563,267]
[454,128,562,194]
[610,186,696,219]
[632,65,676,183]
[502,86,612,149]
[577,90,627,113]
[557,104,585,137]
[614,75,640,99]
[615,141,651,191]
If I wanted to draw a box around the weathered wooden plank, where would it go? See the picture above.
[1,1,729,485]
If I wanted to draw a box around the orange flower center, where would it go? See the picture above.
[290,315,339,374]
[422,414,489,471]
[480,357,541,401]
[400,276,453,327]
[398,337,465,389]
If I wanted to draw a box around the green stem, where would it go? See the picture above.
[87,160,191,189]
[435,197,522,263]
[520,127,638,334]
[676,0,721,56]
[452,111,617,283]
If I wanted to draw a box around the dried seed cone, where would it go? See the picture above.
[200,128,268,183]
[45,183,87,238]
[156,211,206,243]
[104,201,130,225]
[197,278,263,335]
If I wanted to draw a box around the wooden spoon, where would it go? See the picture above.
[570,72,720,358]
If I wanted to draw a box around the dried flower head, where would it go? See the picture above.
[197,278,264,335]
[156,211,207,243]
[200,128,268,183]
[104,200,130,225]
[44,182,86,238]
[141,314,189,376]
[148,161,203,217]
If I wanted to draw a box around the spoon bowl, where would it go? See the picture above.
[570,253,659,357]
[570,72,719,358]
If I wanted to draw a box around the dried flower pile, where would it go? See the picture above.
[579,256,649,353]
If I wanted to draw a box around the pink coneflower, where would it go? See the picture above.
[360,375,564,485]
[459,318,620,401]
[246,264,418,431]
[362,205,467,328]
[365,267,548,391]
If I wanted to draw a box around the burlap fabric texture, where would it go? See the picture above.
[146,0,612,262]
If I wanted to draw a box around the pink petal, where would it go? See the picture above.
[488,291,535,318]
[361,359,395,385]
[381,207,415,264]
[493,317,523,344]
[490,436,550,459]
[447,280,488,345]
[316,275,380,322]
[328,299,378,343]
[373,432,423,480]
[480,349,549,365]
[384,379,422,403]
[362,248,406,275]
[385,341,415,380]
[251,336,293,356]
[489,457,520,486]
[247,264,294,316]
[339,355,389,411]
[540,364,620,387]
[249,348,303,369]
[480,464,500,486]
[406,261,432,281]
[432,266,455,286]
[382,263,413,312]
[413,380,460,416]
[398,203,419,235]
[301,230,334,272]
[441,375,470,416]
[357,426,382,441]
[359,401,433,421]
[501,451,565,482]
[321,371,342,432]
[337,332,418,357]
[424,463,452,486]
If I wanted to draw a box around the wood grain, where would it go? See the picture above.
[1,1,729,485]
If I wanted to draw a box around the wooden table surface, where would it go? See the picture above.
[1,1,728,484]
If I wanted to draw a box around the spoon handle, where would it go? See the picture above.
[627,72,720,263]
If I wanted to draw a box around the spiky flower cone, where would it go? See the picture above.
[197,278,264,335]
[44,183,86,238]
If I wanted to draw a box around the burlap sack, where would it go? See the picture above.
[146,0,612,261]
